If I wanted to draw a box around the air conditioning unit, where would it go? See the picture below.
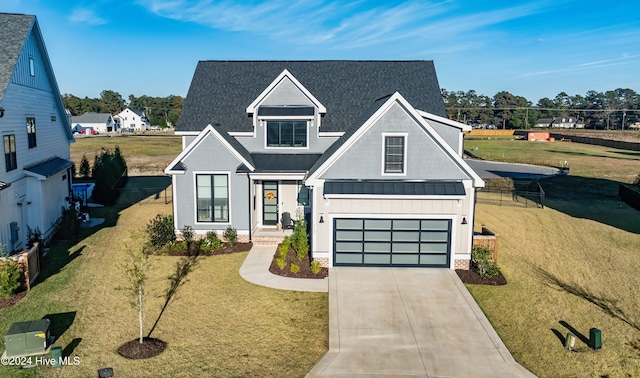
[4,319,51,357]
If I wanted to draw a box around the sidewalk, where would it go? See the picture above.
[239,245,328,292]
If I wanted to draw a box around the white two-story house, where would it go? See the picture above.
[116,108,150,131]
[0,13,74,251]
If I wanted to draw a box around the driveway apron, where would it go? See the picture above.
[307,267,535,377]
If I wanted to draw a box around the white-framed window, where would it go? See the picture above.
[3,134,17,172]
[266,120,307,147]
[196,173,229,222]
[382,133,407,175]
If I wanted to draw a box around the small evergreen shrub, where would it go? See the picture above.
[278,236,291,257]
[291,219,309,261]
[205,231,224,250]
[56,207,80,240]
[146,214,175,248]
[223,226,237,245]
[471,246,500,278]
[276,256,286,270]
[0,246,20,298]
[289,261,300,275]
[310,260,322,275]
[79,154,91,178]
[181,225,194,248]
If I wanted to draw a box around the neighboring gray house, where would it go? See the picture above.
[71,112,119,133]
[536,117,585,128]
[166,61,484,269]
[0,13,74,251]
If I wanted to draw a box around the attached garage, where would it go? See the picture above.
[333,218,451,267]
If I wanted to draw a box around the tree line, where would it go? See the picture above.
[442,88,640,129]
[62,90,184,128]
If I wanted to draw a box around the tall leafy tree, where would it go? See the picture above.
[100,90,125,114]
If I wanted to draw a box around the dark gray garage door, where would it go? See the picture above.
[333,218,451,267]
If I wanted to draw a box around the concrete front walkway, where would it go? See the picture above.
[307,267,535,378]
[239,245,328,292]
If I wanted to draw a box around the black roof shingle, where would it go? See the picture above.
[178,61,445,134]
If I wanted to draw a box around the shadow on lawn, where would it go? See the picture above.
[43,311,76,341]
[534,266,640,332]
[540,175,640,234]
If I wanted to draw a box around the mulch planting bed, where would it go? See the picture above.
[0,291,27,310]
[456,269,507,285]
[118,337,167,359]
[269,246,328,279]
[163,242,253,256]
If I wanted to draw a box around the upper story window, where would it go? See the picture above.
[383,134,406,175]
[4,135,17,172]
[26,117,37,148]
[266,121,307,148]
[29,57,35,77]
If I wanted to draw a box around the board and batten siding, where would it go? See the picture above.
[319,102,470,180]
[9,27,51,92]
[25,170,70,240]
[311,182,476,268]
[173,131,250,233]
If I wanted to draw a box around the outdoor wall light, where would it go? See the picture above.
[319,215,324,223]
[0,107,4,118]
[461,217,467,225]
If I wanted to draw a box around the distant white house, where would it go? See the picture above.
[116,108,150,131]
[71,112,119,133]
[535,117,585,128]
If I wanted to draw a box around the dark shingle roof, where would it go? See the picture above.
[24,157,73,178]
[324,180,465,196]
[0,13,35,102]
[72,112,113,124]
[0,181,10,191]
[178,61,445,133]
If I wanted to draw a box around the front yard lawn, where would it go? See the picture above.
[0,186,328,377]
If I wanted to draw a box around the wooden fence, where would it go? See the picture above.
[473,226,499,264]
[1,242,41,291]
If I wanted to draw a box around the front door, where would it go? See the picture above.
[263,181,278,225]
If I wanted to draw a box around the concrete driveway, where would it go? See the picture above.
[465,159,561,179]
[307,268,535,377]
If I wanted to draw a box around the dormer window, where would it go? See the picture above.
[266,121,307,147]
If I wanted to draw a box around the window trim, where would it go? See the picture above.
[29,57,35,77]
[381,132,407,176]
[3,134,17,172]
[193,171,231,224]
[26,116,37,149]
[263,119,310,149]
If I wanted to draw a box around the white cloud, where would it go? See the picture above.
[136,0,547,50]
[69,8,108,25]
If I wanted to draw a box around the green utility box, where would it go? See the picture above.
[590,328,602,350]
[4,319,50,357]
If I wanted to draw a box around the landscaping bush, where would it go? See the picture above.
[278,236,291,257]
[291,219,309,261]
[275,256,286,270]
[56,207,80,240]
[204,231,224,250]
[79,154,91,178]
[0,246,20,298]
[26,226,42,247]
[289,261,300,275]
[471,246,500,278]
[310,260,322,275]
[91,146,127,205]
[223,226,237,245]
[181,225,194,249]
[146,214,176,248]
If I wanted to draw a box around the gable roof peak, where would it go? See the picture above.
[245,68,327,114]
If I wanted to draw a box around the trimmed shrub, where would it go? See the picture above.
[205,231,224,250]
[291,219,309,261]
[56,207,80,240]
[276,256,286,270]
[181,225,194,249]
[472,246,500,278]
[278,236,291,257]
[289,261,300,275]
[0,246,20,297]
[223,226,238,245]
[146,214,175,248]
[79,154,91,178]
[310,260,322,275]
[91,146,127,205]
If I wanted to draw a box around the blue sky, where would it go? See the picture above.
[4,0,640,103]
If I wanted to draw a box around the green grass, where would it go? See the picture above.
[71,135,182,175]
[0,179,328,377]
[465,138,640,377]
